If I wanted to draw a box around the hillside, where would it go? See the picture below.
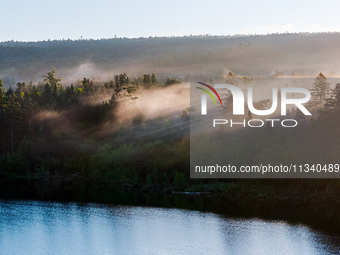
[1,32,340,86]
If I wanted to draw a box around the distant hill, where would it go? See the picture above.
[1,32,340,86]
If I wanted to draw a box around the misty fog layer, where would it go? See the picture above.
[2,33,340,86]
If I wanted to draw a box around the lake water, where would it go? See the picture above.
[0,199,340,255]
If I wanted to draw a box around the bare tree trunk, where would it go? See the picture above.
[11,122,13,153]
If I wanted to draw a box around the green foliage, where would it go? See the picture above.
[143,73,160,88]
[180,107,196,121]
[127,85,136,95]
[2,66,340,203]
[0,78,7,101]
[164,78,181,86]
[43,68,62,88]
[151,73,158,85]
[310,73,331,105]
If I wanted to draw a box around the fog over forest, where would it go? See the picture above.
[1,32,340,86]
[1,32,340,202]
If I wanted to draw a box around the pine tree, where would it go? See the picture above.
[324,83,340,113]
[82,78,94,94]
[0,78,6,104]
[43,68,62,88]
[16,82,26,94]
[126,86,136,96]
[0,78,7,127]
[143,74,151,87]
[151,73,158,85]
[310,73,331,105]
[114,75,122,96]
[118,73,129,87]
[5,87,14,96]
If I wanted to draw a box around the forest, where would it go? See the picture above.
[1,67,340,204]
[2,32,340,87]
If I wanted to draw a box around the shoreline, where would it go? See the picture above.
[1,178,340,234]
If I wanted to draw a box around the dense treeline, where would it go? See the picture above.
[197,73,340,167]
[1,70,340,201]
[191,73,340,199]
[2,33,340,85]
[0,70,188,192]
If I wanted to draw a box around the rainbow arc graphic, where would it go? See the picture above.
[196,82,222,106]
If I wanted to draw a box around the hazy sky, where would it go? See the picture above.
[1,0,340,42]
